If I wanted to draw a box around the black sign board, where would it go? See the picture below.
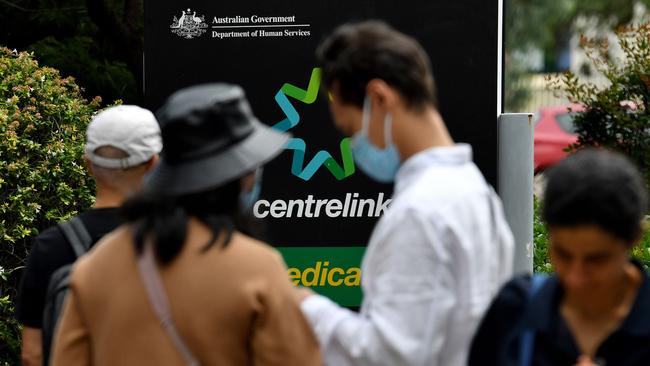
[144,0,500,305]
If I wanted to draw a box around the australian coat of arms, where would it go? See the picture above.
[171,8,208,39]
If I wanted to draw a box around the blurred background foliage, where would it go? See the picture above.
[505,0,650,112]
[0,0,143,104]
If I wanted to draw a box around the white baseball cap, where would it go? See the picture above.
[85,105,162,169]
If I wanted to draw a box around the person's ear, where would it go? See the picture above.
[143,154,159,172]
[366,79,400,112]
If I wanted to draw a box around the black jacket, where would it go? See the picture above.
[469,262,650,366]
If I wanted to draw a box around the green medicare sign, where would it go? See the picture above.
[145,0,500,307]
[278,247,365,306]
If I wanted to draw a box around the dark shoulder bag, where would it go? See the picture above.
[42,217,92,366]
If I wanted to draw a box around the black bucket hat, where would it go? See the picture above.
[144,83,289,195]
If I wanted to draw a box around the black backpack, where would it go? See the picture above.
[42,217,92,366]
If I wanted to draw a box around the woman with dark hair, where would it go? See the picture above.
[469,149,650,366]
[51,84,322,365]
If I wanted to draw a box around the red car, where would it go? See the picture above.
[533,104,583,172]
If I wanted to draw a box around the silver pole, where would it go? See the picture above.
[497,113,534,274]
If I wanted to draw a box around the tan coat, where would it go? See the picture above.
[51,219,322,366]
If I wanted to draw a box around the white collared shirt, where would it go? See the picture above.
[301,144,514,366]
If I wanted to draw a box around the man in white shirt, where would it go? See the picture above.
[295,21,515,366]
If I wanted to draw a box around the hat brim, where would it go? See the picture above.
[144,121,289,195]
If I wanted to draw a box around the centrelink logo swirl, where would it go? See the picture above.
[271,68,355,181]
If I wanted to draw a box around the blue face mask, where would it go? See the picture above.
[240,168,263,211]
[351,98,400,183]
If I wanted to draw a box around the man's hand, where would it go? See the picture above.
[21,327,42,366]
[292,286,315,304]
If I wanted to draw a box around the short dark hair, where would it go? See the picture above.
[316,20,437,110]
[121,181,239,265]
[543,149,648,244]
[122,179,267,265]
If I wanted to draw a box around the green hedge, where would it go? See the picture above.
[0,47,101,363]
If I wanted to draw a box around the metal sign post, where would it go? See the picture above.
[497,113,535,274]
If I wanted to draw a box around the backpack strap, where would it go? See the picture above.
[58,217,92,258]
[137,241,200,366]
[518,274,548,366]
